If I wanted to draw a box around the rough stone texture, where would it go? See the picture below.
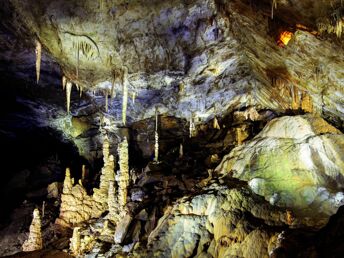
[216,115,344,220]
[1,0,341,129]
[22,209,43,252]
[55,169,96,227]
[138,182,313,258]
[93,135,116,217]
[116,137,130,208]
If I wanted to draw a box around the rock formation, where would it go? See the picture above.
[139,183,308,258]
[70,227,81,256]
[56,169,95,227]
[35,40,41,84]
[216,115,344,221]
[93,135,116,215]
[107,180,119,223]
[116,137,129,209]
[22,209,43,252]
[56,135,118,227]
[154,108,159,163]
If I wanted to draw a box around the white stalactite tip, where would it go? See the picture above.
[122,82,128,125]
[66,81,73,114]
[62,76,67,90]
[35,40,42,84]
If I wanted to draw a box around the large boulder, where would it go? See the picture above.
[135,182,317,258]
[216,115,344,219]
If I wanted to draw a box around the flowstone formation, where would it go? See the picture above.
[216,115,344,221]
[22,209,43,252]
[137,183,312,258]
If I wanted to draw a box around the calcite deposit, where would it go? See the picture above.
[22,209,43,252]
[0,0,343,257]
[216,115,344,220]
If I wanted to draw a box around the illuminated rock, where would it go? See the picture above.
[56,172,95,227]
[116,137,129,208]
[35,40,41,84]
[93,136,116,217]
[107,180,120,223]
[22,209,42,252]
[216,115,344,219]
[144,185,299,258]
[70,227,81,256]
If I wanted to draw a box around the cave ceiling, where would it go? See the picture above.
[0,0,343,143]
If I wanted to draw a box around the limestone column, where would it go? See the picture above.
[22,209,43,252]
[116,137,129,208]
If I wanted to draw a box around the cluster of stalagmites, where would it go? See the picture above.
[52,135,130,255]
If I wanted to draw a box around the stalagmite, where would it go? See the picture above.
[22,209,43,252]
[116,137,129,208]
[179,143,183,159]
[189,113,196,138]
[213,117,220,129]
[81,164,86,183]
[70,227,81,256]
[154,108,159,163]
[62,76,67,90]
[93,135,115,210]
[63,168,73,194]
[66,81,73,114]
[35,40,41,84]
[107,180,119,222]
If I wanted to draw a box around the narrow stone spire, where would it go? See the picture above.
[22,209,43,252]
[154,107,159,162]
[35,40,41,84]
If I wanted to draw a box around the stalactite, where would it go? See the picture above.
[105,89,109,113]
[132,91,136,104]
[154,108,159,163]
[70,227,81,256]
[271,0,277,19]
[76,42,80,79]
[22,209,43,252]
[179,143,183,159]
[117,137,129,208]
[189,113,196,138]
[66,81,73,114]
[111,79,116,99]
[62,76,67,90]
[213,117,220,129]
[35,40,41,84]
[122,80,128,125]
[301,91,313,113]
